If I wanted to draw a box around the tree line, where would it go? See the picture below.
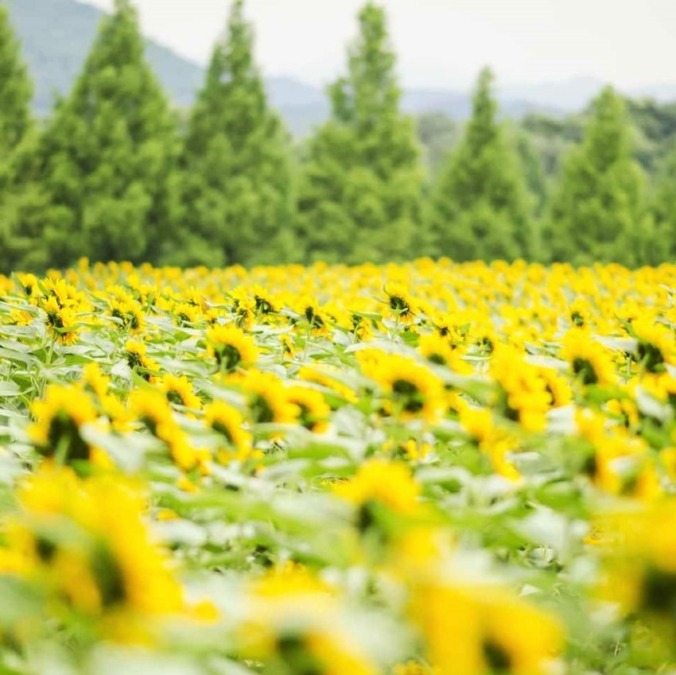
[0,0,673,272]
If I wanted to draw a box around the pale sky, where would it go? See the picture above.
[81,0,676,88]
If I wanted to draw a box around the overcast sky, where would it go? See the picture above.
[81,0,676,88]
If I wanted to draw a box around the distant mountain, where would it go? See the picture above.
[498,76,605,112]
[8,0,204,111]
[8,0,676,137]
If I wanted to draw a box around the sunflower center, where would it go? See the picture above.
[217,344,242,371]
[91,542,127,608]
[46,410,91,462]
[251,394,275,424]
[637,341,665,374]
[572,358,599,385]
[641,568,676,615]
[483,638,512,672]
[392,379,424,413]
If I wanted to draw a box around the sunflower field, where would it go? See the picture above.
[0,258,675,674]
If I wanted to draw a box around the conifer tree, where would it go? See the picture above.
[649,143,676,263]
[177,0,295,268]
[430,68,534,262]
[297,2,425,264]
[548,86,646,266]
[0,2,36,272]
[0,3,32,156]
[20,0,182,268]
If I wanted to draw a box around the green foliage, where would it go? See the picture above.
[649,142,676,262]
[513,127,549,216]
[627,98,676,173]
[0,3,31,155]
[178,0,296,268]
[430,68,534,262]
[2,0,676,270]
[12,0,182,269]
[0,2,34,273]
[547,87,648,266]
[296,2,426,264]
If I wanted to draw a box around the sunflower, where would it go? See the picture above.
[41,277,86,310]
[478,588,565,675]
[536,365,573,408]
[286,385,331,433]
[292,296,331,336]
[16,272,41,302]
[333,459,421,517]
[568,298,592,328]
[153,374,201,411]
[410,582,563,675]
[228,288,257,328]
[206,324,259,371]
[172,301,202,326]
[242,564,376,675]
[561,329,616,386]
[428,310,469,347]
[468,325,496,359]
[418,333,472,374]
[252,287,278,315]
[128,389,174,437]
[385,282,418,324]
[108,296,145,332]
[459,407,521,481]
[358,350,445,423]
[632,318,676,373]
[234,370,299,427]
[39,295,80,345]
[491,347,552,432]
[1,467,185,641]
[128,389,200,472]
[595,500,676,651]
[29,385,100,464]
[575,409,652,496]
[204,400,253,457]
[124,340,159,379]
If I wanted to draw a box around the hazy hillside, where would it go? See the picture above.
[8,0,676,136]
[8,0,203,111]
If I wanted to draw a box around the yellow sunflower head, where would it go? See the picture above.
[333,459,421,518]
[358,350,445,423]
[206,324,259,371]
[204,400,253,455]
[235,370,299,427]
[154,374,201,411]
[29,385,99,464]
[124,340,158,380]
[286,385,331,433]
[561,329,616,387]
[632,318,676,374]
[2,467,185,641]
[385,282,418,324]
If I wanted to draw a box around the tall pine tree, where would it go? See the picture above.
[0,3,31,156]
[547,86,646,266]
[648,142,676,263]
[296,2,425,264]
[430,68,534,262]
[0,2,37,273]
[177,0,295,268]
[19,0,182,269]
